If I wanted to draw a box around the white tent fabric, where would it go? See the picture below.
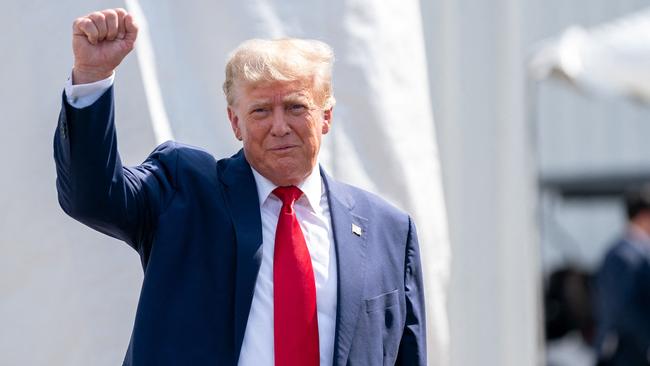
[529,7,650,102]
[0,1,450,365]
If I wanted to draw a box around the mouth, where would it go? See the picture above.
[269,145,298,152]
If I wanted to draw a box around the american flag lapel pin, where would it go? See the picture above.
[352,223,362,236]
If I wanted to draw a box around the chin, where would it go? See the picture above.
[269,165,311,186]
[274,171,305,186]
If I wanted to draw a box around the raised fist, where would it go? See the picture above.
[72,8,138,84]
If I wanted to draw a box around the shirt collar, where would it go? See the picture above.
[250,165,323,212]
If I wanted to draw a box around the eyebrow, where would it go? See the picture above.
[247,102,271,110]
[246,93,311,109]
[282,92,310,102]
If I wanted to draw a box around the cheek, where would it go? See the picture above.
[300,115,325,140]
[308,121,325,144]
[299,129,322,156]
[241,119,267,143]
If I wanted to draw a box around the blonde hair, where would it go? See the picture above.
[223,38,335,109]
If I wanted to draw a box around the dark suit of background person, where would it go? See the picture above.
[53,8,426,366]
[594,186,650,366]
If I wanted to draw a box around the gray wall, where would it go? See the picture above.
[529,2,650,273]
[421,0,648,365]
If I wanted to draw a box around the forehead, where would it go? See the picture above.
[236,80,314,104]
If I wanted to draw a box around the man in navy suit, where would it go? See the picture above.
[594,186,650,366]
[54,8,426,365]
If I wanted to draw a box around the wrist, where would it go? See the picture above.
[72,66,114,85]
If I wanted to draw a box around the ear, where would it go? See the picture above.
[227,106,243,141]
[322,107,333,135]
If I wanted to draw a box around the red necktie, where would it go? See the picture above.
[273,186,320,366]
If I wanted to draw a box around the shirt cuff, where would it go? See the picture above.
[64,71,115,109]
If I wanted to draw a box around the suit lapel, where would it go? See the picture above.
[219,150,263,364]
[322,170,368,366]
[218,158,368,365]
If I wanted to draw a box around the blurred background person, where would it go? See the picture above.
[593,185,650,366]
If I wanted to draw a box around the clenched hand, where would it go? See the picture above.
[72,8,138,84]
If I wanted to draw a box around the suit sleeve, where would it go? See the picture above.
[396,216,427,365]
[53,86,176,261]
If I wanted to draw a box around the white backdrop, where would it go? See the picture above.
[0,1,450,365]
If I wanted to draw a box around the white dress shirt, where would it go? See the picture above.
[65,72,114,108]
[239,167,337,366]
[65,74,338,365]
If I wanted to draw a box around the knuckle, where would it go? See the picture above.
[89,11,104,20]
[77,19,92,31]
[103,9,117,18]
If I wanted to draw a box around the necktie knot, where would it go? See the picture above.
[273,186,303,207]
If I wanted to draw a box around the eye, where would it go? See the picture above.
[250,107,270,119]
[287,104,307,115]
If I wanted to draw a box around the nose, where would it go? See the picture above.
[270,106,291,137]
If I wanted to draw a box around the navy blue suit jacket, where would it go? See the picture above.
[53,87,426,365]
[594,236,650,366]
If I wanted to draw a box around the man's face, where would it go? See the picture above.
[227,80,332,186]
